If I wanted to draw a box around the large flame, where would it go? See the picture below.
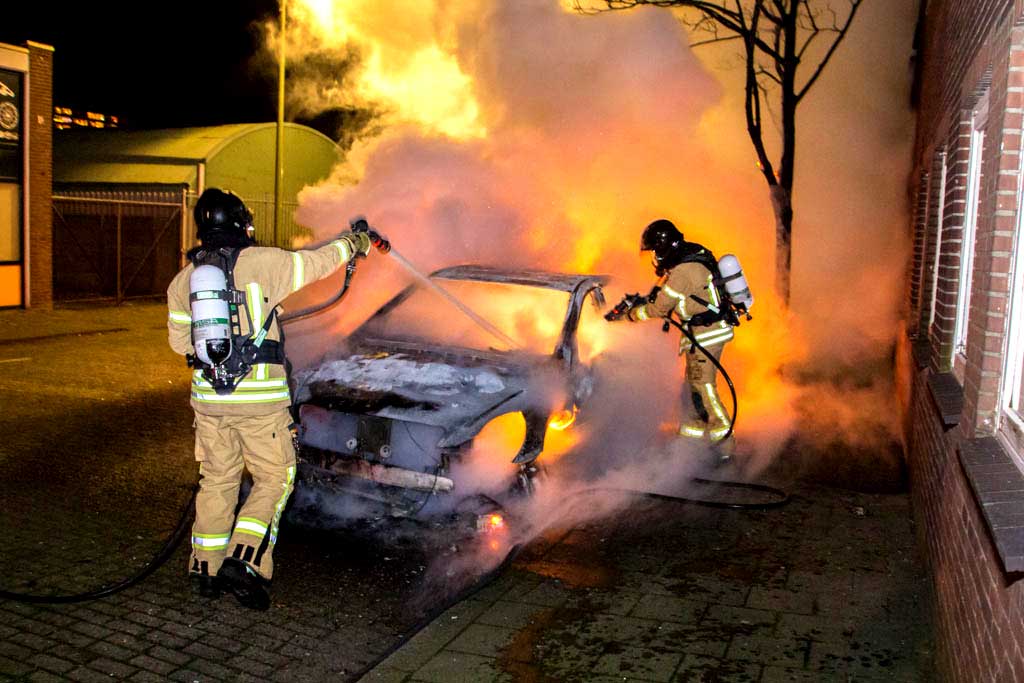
[287,0,485,138]
[282,0,916,469]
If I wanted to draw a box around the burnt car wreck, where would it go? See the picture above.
[288,265,608,523]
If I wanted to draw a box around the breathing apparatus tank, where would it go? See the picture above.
[717,254,753,313]
[189,265,232,366]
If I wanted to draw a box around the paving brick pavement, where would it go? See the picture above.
[0,304,431,682]
[359,483,934,682]
[0,303,935,682]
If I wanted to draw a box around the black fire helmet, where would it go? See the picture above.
[640,218,687,274]
[194,188,255,247]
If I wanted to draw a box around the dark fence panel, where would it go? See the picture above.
[53,192,184,303]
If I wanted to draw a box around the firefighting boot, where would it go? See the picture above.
[189,559,222,599]
[190,573,222,600]
[217,558,271,611]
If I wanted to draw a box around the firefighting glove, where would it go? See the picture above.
[338,230,373,258]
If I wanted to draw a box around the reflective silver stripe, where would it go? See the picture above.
[703,383,731,425]
[706,275,722,308]
[662,284,684,300]
[192,534,230,549]
[677,300,688,318]
[695,328,734,343]
[333,239,353,262]
[192,373,287,390]
[191,390,290,403]
[709,426,731,440]
[235,517,268,537]
[634,305,650,321]
[292,252,305,292]
[679,425,706,438]
[169,310,191,324]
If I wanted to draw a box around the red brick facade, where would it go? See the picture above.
[26,42,52,309]
[905,1,1024,680]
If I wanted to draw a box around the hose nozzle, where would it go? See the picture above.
[350,216,391,254]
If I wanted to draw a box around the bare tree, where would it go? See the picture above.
[578,0,863,305]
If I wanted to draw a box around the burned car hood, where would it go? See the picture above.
[291,342,551,429]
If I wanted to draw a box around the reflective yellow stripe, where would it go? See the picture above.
[191,390,290,403]
[677,300,688,318]
[192,535,229,550]
[246,283,263,330]
[703,383,731,425]
[270,465,296,545]
[662,284,684,300]
[695,328,734,344]
[245,283,269,380]
[234,518,268,538]
[192,372,287,391]
[706,275,722,308]
[634,305,650,321]
[169,310,191,324]
[333,239,353,262]
[291,252,305,292]
[709,426,731,440]
[679,425,706,438]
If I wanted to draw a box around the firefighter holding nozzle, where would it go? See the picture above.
[606,219,753,458]
[167,188,387,610]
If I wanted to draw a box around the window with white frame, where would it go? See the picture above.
[1000,178,1024,455]
[953,96,989,379]
[928,153,947,330]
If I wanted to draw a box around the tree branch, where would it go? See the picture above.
[796,0,863,101]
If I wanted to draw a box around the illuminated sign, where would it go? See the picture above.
[0,70,20,145]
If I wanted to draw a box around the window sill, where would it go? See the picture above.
[927,372,963,429]
[959,437,1024,574]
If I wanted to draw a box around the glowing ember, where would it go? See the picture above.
[548,407,578,431]
[476,512,507,534]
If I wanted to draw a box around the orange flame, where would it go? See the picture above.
[548,407,578,431]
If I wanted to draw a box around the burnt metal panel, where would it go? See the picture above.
[431,264,609,292]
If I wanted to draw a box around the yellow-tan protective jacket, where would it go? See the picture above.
[167,237,358,416]
[627,260,734,352]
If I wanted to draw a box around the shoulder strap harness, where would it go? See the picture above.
[186,246,285,395]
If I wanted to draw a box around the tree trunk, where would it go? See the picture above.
[769,184,793,305]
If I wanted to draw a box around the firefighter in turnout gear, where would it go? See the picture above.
[167,188,375,610]
[624,219,736,452]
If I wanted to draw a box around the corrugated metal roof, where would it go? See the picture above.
[55,161,195,186]
[55,123,273,162]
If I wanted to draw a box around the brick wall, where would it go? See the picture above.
[905,1,1024,681]
[26,41,52,309]
[908,170,929,336]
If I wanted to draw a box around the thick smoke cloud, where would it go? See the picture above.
[275,0,920,581]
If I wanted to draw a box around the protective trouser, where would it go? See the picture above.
[189,409,295,581]
[679,343,734,454]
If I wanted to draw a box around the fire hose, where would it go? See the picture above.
[0,486,198,604]
[277,217,390,325]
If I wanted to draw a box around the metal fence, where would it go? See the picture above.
[231,192,310,248]
[53,191,186,303]
[53,190,310,304]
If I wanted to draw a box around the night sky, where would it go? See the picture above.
[3,1,281,129]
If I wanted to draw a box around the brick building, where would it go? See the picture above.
[0,40,52,309]
[905,0,1024,679]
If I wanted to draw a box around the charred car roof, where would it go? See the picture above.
[430,265,609,292]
